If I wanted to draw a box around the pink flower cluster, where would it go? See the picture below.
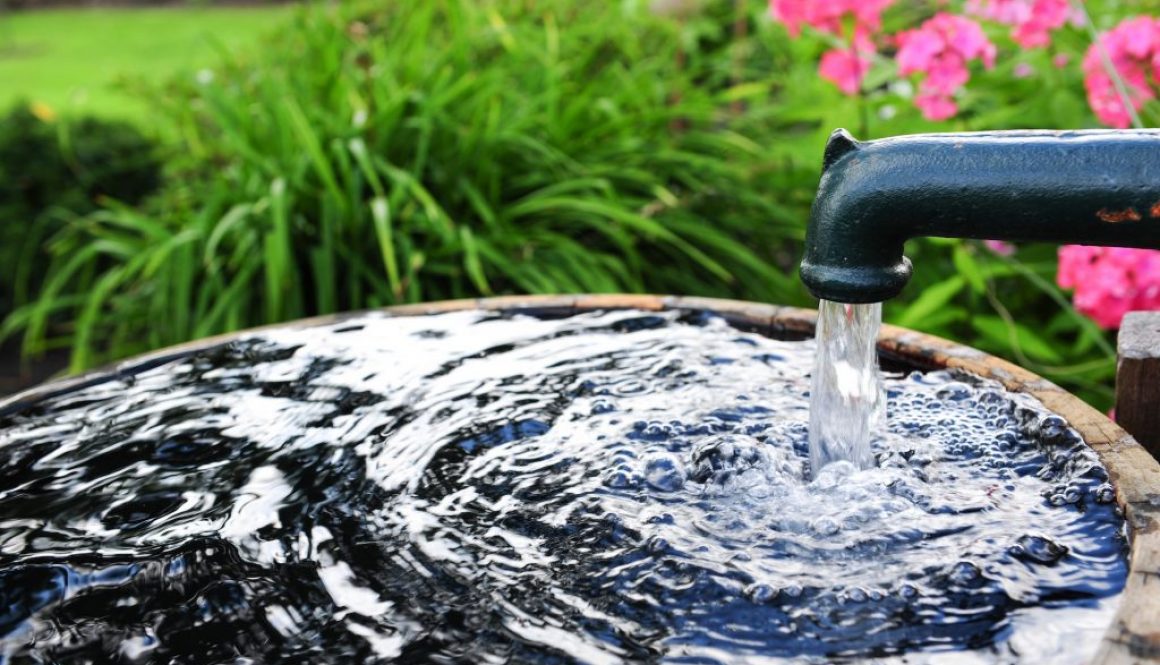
[769,1,1004,119]
[767,3,1160,330]
[769,0,895,38]
[770,0,896,95]
[1082,16,1160,128]
[896,14,997,120]
[965,0,1030,25]
[965,0,1073,48]
[771,0,1160,128]
[1057,246,1160,329]
[818,43,873,95]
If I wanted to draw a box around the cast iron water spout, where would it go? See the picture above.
[800,128,1160,303]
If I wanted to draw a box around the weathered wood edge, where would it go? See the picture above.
[2,293,1157,662]
[1117,312,1160,465]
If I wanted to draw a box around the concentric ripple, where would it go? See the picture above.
[0,309,1127,664]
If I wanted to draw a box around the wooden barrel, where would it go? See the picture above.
[3,294,1158,663]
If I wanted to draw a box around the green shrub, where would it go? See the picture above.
[5,0,1134,410]
[0,103,161,316]
[4,0,815,370]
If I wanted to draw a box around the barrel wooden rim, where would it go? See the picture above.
[3,294,1157,663]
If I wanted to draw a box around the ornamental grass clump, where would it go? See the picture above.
[4,0,813,370]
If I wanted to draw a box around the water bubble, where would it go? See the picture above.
[809,460,856,489]
[1093,483,1116,504]
[646,512,675,525]
[936,384,973,401]
[687,434,767,485]
[810,517,841,537]
[591,399,615,415]
[842,587,869,603]
[745,583,778,604]
[632,420,679,441]
[644,454,686,492]
[603,465,642,490]
[0,308,1127,663]
[949,561,983,585]
[1010,535,1068,565]
[645,535,670,554]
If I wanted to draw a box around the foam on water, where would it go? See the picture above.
[0,309,1127,663]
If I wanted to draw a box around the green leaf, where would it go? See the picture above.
[954,245,986,295]
[459,227,492,295]
[893,276,965,329]
[972,315,1065,364]
[369,197,401,299]
[284,97,347,209]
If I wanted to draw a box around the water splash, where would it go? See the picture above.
[809,300,885,475]
[0,309,1127,663]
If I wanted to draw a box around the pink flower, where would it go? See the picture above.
[1082,17,1160,128]
[915,92,958,119]
[1012,0,1071,48]
[1053,53,1070,68]
[966,0,1031,25]
[896,29,944,73]
[1119,16,1157,58]
[820,47,872,95]
[984,240,1015,255]
[1058,246,1160,329]
[769,0,811,36]
[925,53,973,92]
[896,14,996,120]
[770,0,895,38]
[770,0,894,96]
[966,0,1071,48]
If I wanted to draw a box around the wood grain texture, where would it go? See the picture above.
[1118,312,1160,462]
[2,294,1158,663]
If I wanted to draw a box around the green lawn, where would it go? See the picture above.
[0,5,294,119]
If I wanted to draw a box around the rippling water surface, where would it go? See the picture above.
[0,309,1127,664]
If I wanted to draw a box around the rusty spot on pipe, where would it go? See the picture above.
[1098,207,1142,223]
[1151,201,1160,218]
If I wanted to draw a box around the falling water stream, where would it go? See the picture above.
[809,300,884,475]
[0,309,1128,664]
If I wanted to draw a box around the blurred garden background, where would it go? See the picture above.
[0,0,1157,410]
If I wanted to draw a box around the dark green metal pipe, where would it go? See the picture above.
[800,128,1160,304]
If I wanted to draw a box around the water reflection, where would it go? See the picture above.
[0,309,1127,663]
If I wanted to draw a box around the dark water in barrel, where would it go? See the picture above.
[0,309,1127,664]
